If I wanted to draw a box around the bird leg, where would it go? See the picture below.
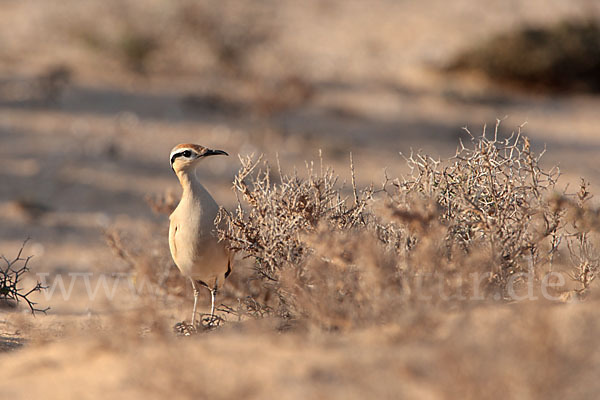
[191,279,200,327]
[207,279,218,327]
[209,287,216,319]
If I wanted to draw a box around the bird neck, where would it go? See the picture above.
[176,168,210,200]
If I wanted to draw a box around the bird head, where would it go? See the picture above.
[170,143,229,173]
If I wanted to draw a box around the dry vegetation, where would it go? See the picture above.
[0,240,48,315]
[211,123,597,332]
[116,123,600,333]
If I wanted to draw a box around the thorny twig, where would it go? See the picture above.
[0,238,49,315]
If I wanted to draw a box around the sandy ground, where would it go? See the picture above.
[1,0,600,398]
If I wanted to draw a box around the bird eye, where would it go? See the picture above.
[182,150,192,157]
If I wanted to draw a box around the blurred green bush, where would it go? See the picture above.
[447,19,600,92]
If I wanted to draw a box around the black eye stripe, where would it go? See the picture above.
[170,149,196,165]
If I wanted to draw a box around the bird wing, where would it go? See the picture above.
[168,220,178,260]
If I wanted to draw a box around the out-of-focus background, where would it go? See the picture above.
[1,1,600,398]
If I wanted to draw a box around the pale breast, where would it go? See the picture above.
[168,197,225,283]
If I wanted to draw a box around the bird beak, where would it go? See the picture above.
[204,149,229,157]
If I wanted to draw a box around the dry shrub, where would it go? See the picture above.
[0,239,48,314]
[395,123,562,293]
[145,191,178,216]
[217,123,598,329]
[105,228,187,298]
[217,154,371,281]
[559,181,599,296]
[277,228,402,330]
[447,18,600,92]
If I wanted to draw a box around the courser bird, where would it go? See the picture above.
[168,143,231,327]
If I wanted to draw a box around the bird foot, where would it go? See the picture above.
[173,315,222,336]
[173,321,197,336]
[200,313,223,330]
